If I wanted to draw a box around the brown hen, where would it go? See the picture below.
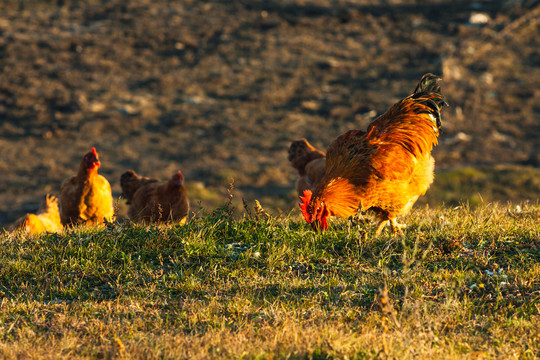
[120,170,189,224]
[288,139,326,197]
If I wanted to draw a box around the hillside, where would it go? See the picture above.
[1,0,540,225]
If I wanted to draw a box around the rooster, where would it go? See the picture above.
[10,194,63,234]
[288,139,326,197]
[120,170,189,224]
[60,147,115,226]
[300,73,447,234]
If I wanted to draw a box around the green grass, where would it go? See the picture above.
[0,202,539,359]
[422,165,540,208]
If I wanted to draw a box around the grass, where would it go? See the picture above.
[0,200,539,359]
[422,165,540,208]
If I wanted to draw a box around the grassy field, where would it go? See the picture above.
[1,197,539,359]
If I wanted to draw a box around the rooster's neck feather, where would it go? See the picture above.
[312,177,361,219]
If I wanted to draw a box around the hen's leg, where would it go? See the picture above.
[389,218,406,236]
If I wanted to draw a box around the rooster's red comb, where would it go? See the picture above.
[299,189,313,223]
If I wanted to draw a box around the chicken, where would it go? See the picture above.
[120,170,189,224]
[300,73,447,234]
[288,139,326,197]
[10,194,63,234]
[60,147,115,226]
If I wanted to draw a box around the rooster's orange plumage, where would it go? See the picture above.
[300,73,447,234]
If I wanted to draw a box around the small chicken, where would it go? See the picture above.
[288,139,326,197]
[120,170,189,224]
[10,194,63,234]
[60,147,115,226]
[300,73,447,234]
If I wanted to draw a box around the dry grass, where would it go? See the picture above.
[0,201,539,359]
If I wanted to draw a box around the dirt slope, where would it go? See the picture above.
[1,0,539,225]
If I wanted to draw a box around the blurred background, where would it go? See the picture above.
[1,0,539,226]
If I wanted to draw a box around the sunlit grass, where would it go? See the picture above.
[0,202,539,359]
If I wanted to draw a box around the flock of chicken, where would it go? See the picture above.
[10,148,189,234]
[11,73,447,236]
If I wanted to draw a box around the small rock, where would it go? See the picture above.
[469,13,490,25]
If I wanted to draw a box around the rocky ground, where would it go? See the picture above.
[1,0,539,226]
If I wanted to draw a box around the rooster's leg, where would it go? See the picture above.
[389,218,406,236]
[375,220,388,235]
[348,210,368,228]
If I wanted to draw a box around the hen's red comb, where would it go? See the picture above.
[299,189,313,223]
[91,147,98,157]
[176,170,184,181]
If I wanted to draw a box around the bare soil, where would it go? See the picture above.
[1,0,540,226]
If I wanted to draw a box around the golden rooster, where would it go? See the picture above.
[60,147,115,226]
[120,170,190,224]
[300,73,447,234]
[288,139,326,197]
[10,194,63,234]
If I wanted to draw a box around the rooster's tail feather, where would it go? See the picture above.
[411,73,448,129]
[414,73,442,94]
